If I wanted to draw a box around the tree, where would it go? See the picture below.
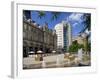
[37,11,61,21]
[79,14,91,54]
[80,14,91,33]
[87,43,91,52]
[51,12,61,21]
[37,11,46,19]
[68,40,84,53]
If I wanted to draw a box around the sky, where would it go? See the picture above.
[29,10,90,37]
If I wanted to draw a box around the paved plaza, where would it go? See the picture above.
[23,53,90,69]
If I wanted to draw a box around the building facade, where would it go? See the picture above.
[23,20,57,57]
[72,35,84,45]
[54,21,72,52]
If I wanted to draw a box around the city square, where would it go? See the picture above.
[23,10,91,69]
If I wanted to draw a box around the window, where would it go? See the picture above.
[28,26,31,31]
[24,24,27,30]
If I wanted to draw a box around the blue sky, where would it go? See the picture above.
[30,11,90,37]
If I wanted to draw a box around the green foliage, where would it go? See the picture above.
[37,11,61,21]
[81,14,91,33]
[68,44,78,52]
[87,43,91,51]
[37,11,46,19]
[51,12,61,21]
[83,14,91,31]
[68,40,84,53]
[78,44,84,49]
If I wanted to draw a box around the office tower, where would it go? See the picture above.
[55,21,72,51]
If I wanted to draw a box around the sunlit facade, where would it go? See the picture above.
[55,21,72,52]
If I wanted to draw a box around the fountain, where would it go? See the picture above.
[56,54,64,67]
[78,48,83,62]
[42,60,46,68]
[56,56,60,67]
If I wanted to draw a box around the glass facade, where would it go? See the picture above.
[63,26,68,52]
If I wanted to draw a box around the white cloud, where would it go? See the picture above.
[65,13,84,28]
[72,22,78,27]
[68,13,84,23]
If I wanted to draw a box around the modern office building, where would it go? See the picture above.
[54,21,72,52]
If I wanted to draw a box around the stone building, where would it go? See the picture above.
[23,20,57,57]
